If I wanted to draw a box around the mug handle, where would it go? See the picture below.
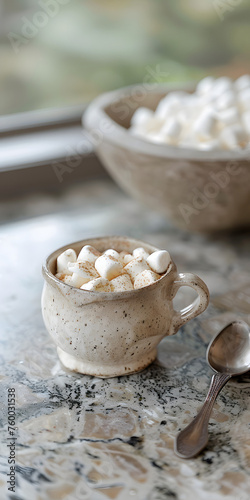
[169,273,209,335]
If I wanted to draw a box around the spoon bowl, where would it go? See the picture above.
[207,320,250,375]
[175,320,250,458]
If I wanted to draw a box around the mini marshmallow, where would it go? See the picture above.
[131,107,154,127]
[103,249,120,261]
[124,257,150,283]
[122,253,134,265]
[161,117,182,143]
[155,92,186,119]
[77,245,101,264]
[193,108,217,141]
[196,76,215,95]
[146,250,171,274]
[55,272,72,285]
[95,254,123,280]
[57,249,77,274]
[68,261,98,282]
[211,77,233,99]
[177,109,191,126]
[230,124,248,146]
[235,74,250,91]
[134,270,160,289]
[81,277,111,292]
[70,273,88,288]
[118,251,131,263]
[110,274,133,292]
[144,117,164,134]
[215,90,236,111]
[132,247,150,260]
[217,107,239,126]
[219,127,239,150]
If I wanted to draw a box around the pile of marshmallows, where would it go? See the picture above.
[55,245,171,292]
[129,75,250,151]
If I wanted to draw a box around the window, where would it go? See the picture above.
[1,0,250,196]
[1,0,250,116]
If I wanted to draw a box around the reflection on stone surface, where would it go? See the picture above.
[212,282,250,314]
[156,338,197,369]
[0,180,250,500]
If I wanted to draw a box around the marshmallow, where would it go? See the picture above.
[231,124,248,146]
[161,117,182,143]
[144,117,164,134]
[57,249,77,274]
[122,253,134,265]
[55,271,84,287]
[155,92,186,119]
[70,273,88,288]
[77,245,100,264]
[217,107,239,126]
[193,108,217,141]
[81,277,111,292]
[68,261,98,282]
[235,75,250,91]
[95,254,123,280]
[146,250,171,274]
[132,247,150,260]
[55,272,72,285]
[219,123,247,149]
[219,127,239,150]
[134,270,161,289]
[211,77,233,99]
[103,249,120,261]
[131,107,154,127]
[110,274,133,292]
[124,257,150,283]
[118,251,131,263]
[177,109,191,126]
[196,76,215,96]
[215,90,236,111]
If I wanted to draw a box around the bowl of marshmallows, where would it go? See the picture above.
[84,75,250,232]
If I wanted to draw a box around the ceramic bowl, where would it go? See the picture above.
[83,84,250,233]
[42,236,209,378]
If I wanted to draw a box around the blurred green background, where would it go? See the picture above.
[1,0,250,115]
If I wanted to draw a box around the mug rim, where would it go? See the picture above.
[42,235,175,298]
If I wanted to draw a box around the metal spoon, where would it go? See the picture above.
[174,320,250,459]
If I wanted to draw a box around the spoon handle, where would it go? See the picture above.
[175,372,231,458]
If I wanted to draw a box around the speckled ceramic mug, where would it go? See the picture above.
[42,236,209,378]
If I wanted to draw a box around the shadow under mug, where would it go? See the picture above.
[42,236,209,377]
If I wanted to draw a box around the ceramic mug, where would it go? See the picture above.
[41,236,209,377]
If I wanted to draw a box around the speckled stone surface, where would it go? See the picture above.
[0,180,250,500]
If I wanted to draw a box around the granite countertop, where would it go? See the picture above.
[0,179,250,500]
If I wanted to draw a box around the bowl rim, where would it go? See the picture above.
[42,235,174,298]
[83,83,250,162]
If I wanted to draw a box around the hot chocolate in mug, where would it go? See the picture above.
[42,236,209,377]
